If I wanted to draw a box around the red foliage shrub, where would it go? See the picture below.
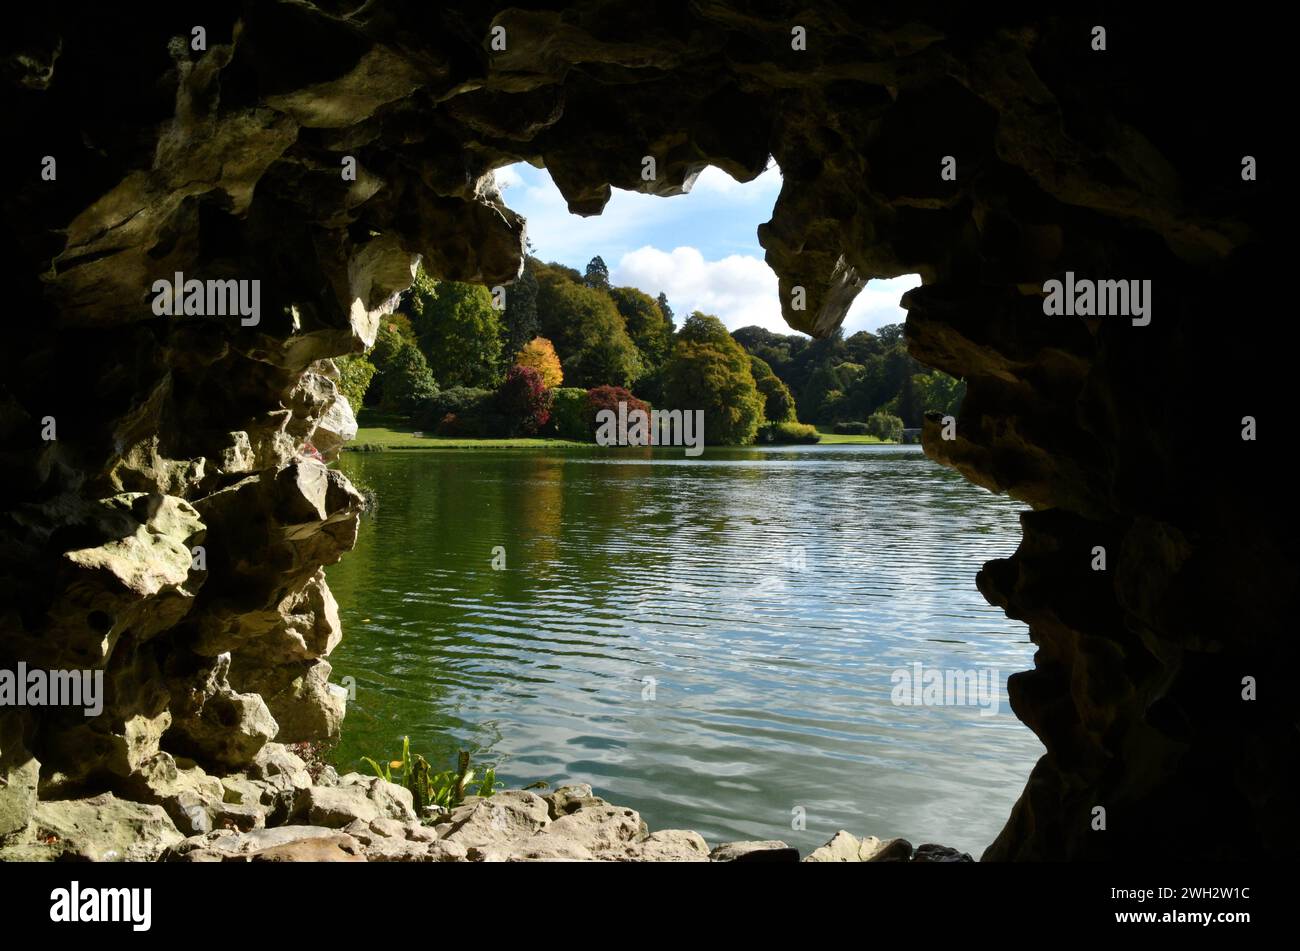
[495,364,553,435]
[585,385,650,438]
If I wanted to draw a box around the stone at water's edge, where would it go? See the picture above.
[1,772,971,862]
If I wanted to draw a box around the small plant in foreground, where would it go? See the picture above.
[361,737,504,816]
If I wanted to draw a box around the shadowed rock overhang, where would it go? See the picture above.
[0,2,1289,860]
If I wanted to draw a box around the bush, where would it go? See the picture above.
[865,411,904,442]
[415,387,503,436]
[585,385,650,439]
[495,364,553,436]
[550,388,592,441]
[757,421,821,444]
[833,421,871,435]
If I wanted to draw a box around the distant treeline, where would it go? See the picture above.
[334,255,962,445]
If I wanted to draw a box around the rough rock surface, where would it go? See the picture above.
[152,782,956,863]
[0,4,1288,861]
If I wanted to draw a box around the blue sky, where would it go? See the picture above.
[494,161,920,337]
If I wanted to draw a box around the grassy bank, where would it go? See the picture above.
[350,411,589,450]
[348,412,902,451]
[812,427,890,445]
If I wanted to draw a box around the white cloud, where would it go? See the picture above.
[842,274,923,335]
[493,164,525,190]
[613,245,921,336]
[689,162,782,198]
[613,246,786,332]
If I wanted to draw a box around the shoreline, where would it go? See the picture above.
[348,414,898,451]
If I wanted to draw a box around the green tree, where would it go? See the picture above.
[610,286,674,372]
[379,343,438,416]
[662,312,764,445]
[583,255,610,290]
[656,292,675,329]
[913,371,966,416]
[365,315,419,408]
[334,355,376,413]
[406,268,504,389]
[749,354,797,422]
[535,268,643,387]
[503,259,540,357]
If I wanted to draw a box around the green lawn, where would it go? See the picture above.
[812,426,890,445]
[349,412,901,450]
[350,411,589,450]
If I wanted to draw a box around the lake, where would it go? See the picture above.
[325,443,1043,856]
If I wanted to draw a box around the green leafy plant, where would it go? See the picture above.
[362,738,503,816]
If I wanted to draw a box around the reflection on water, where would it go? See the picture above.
[326,444,1042,855]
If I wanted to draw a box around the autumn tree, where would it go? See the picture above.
[535,266,642,387]
[514,336,563,388]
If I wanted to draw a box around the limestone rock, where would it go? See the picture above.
[166,653,279,770]
[709,840,800,863]
[294,785,379,828]
[0,793,182,862]
[0,713,39,838]
[803,832,914,862]
[439,790,551,850]
[633,829,711,862]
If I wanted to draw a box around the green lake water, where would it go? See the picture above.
[325,444,1042,855]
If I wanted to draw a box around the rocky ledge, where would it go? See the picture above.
[0,742,968,863]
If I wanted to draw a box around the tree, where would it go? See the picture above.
[749,354,797,422]
[662,312,764,445]
[586,385,650,439]
[876,323,905,348]
[845,330,883,363]
[406,269,504,389]
[913,371,966,416]
[656,292,675,329]
[583,255,610,290]
[801,364,843,423]
[896,371,924,427]
[549,387,591,441]
[866,411,904,442]
[535,268,643,387]
[333,355,376,413]
[503,259,540,357]
[610,286,674,372]
[496,365,553,436]
[364,314,419,408]
[379,343,438,416]
[514,336,563,388]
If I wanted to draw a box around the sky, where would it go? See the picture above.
[494,161,921,337]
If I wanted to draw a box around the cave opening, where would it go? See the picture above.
[319,158,1038,855]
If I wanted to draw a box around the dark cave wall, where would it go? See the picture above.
[0,2,1290,858]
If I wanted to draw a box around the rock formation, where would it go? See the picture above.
[0,4,1288,860]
